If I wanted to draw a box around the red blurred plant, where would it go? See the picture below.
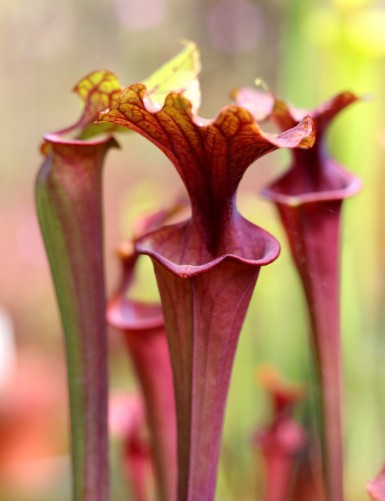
[0,350,67,496]
[254,366,306,501]
[109,393,153,501]
[368,463,385,500]
[291,443,325,501]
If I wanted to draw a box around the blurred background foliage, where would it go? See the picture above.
[1,0,385,499]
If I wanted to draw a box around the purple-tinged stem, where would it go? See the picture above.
[36,135,116,501]
[270,188,347,501]
[152,258,260,501]
[233,88,361,501]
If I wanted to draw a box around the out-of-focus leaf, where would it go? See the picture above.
[143,40,201,111]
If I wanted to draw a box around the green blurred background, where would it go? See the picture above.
[1,0,385,499]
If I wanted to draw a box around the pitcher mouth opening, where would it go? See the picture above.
[107,296,164,331]
[136,216,280,278]
[43,131,117,147]
[262,162,361,207]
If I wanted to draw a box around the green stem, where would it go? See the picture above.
[35,135,116,501]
